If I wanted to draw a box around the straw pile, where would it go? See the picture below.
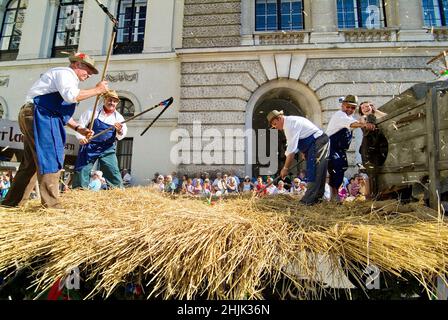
[0,187,447,300]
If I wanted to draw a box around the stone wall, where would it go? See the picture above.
[178,54,436,177]
[183,0,241,48]
[178,59,269,175]
[300,56,435,125]
[299,55,435,177]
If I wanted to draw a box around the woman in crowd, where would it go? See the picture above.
[227,177,239,194]
[254,176,266,195]
[201,178,212,197]
[277,180,287,194]
[241,176,253,193]
[265,177,278,195]
[192,179,203,196]
[0,174,11,199]
[164,175,176,194]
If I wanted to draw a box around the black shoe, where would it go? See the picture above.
[299,200,317,206]
[0,202,17,209]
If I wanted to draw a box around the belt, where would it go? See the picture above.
[313,131,323,139]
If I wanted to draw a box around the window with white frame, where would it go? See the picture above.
[116,138,133,172]
[337,0,386,29]
[114,0,147,54]
[0,0,28,60]
[52,0,84,57]
[117,97,135,117]
[255,0,304,31]
[422,0,448,26]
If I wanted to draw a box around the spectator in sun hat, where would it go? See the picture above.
[72,89,127,190]
[88,171,103,191]
[268,108,329,205]
[1,52,108,209]
[289,178,302,196]
[241,176,253,193]
[326,95,376,201]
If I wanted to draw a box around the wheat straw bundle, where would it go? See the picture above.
[0,188,447,300]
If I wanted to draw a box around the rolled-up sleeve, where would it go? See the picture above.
[75,110,92,140]
[115,114,127,140]
[54,69,80,103]
[285,138,299,156]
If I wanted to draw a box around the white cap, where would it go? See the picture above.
[94,170,103,178]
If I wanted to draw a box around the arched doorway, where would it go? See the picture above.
[245,79,322,178]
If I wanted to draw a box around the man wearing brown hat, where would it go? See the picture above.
[267,110,329,205]
[2,52,109,209]
[72,90,127,189]
[326,95,375,201]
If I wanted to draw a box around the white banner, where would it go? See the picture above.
[0,119,79,156]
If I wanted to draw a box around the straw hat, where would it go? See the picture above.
[102,90,120,101]
[69,52,99,74]
[266,110,284,125]
[342,95,358,106]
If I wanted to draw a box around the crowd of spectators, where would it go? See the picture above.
[149,170,370,202]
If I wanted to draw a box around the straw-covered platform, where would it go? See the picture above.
[0,187,447,300]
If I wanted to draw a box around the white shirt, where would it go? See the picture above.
[123,173,132,184]
[283,116,323,156]
[266,184,278,195]
[323,183,331,201]
[26,67,80,104]
[326,110,357,137]
[75,107,127,140]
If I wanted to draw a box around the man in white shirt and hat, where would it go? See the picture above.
[326,95,375,200]
[72,90,127,189]
[1,52,108,209]
[268,110,329,205]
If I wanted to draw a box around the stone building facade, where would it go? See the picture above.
[0,0,445,183]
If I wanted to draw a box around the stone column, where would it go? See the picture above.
[143,0,174,53]
[172,0,184,49]
[397,0,432,40]
[240,0,254,45]
[78,0,111,56]
[309,0,343,43]
[16,0,53,59]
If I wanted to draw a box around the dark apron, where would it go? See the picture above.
[33,92,76,174]
[74,112,117,171]
[329,128,353,172]
[297,133,318,182]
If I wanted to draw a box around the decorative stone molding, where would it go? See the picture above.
[259,54,307,80]
[431,28,448,41]
[255,31,308,45]
[105,71,138,83]
[0,77,9,87]
[342,28,397,42]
